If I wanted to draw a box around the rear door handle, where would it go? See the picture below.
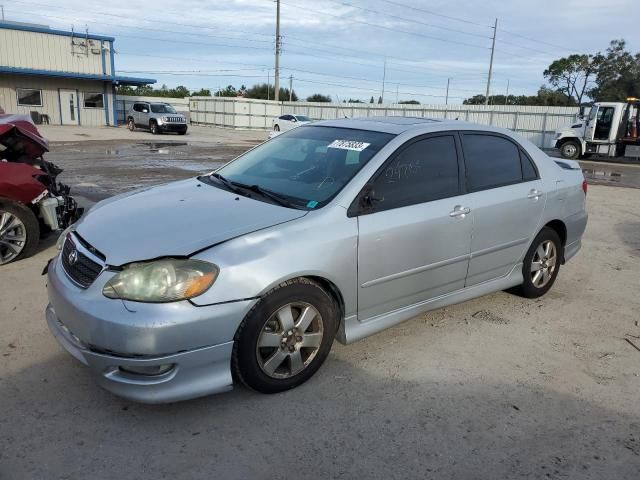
[527,189,543,200]
[449,205,471,218]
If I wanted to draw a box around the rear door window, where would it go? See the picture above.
[462,134,524,191]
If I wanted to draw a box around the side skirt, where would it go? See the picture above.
[336,263,523,345]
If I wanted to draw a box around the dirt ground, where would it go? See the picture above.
[1,131,640,479]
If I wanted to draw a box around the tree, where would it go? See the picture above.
[377,96,383,104]
[369,96,375,103]
[398,100,420,105]
[543,54,601,105]
[463,87,576,106]
[346,98,364,103]
[245,83,298,101]
[306,93,332,102]
[215,85,238,97]
[589,39,640,101]
[191,88,211,97]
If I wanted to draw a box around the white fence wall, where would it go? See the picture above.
[189,97,581,149]
[115,95,190,124]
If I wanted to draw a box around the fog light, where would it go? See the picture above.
[119,364,174,376]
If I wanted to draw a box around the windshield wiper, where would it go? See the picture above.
[208,173,246,196]
[233,182,297,209]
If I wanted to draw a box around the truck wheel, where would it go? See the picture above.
[150,121,159,135]
[560,140,580,160]
[0,202,40,265]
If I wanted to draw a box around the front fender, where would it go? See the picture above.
[190,206,358,318]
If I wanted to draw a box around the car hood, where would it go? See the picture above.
[75,178,307,266]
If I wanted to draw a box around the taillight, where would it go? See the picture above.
[582,179,588,195]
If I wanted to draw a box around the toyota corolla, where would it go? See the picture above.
[45,117,588,403]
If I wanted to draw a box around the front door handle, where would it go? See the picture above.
[449,205,471,218]
[527,189,543,200]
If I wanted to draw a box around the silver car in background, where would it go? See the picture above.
[46,117,588,403]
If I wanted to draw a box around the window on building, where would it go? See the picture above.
[16,88,43,107]
[84,92,104,109]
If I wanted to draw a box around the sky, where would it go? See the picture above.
[2,0,639,104]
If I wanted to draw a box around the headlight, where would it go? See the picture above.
[103,259,218,303]
[56,225,74,250]
[162,116,169,122]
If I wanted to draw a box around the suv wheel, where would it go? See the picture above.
[127,118,135,132]
[150,121,159,135]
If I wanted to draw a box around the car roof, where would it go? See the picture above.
[310,116,465,134]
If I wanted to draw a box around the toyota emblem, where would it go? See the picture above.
[68,248,78,265]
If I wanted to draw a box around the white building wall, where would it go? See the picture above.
[0,75,113,126]
[0,28,109,75]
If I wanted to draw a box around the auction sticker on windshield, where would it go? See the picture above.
[328,140,371,151]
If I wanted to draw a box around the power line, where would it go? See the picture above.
[278,0,490,50]
[375,0,493,28]
[321,0,492,40]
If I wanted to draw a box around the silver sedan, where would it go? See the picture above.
[46,117,588,403]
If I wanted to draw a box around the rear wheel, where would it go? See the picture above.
[515,227,562,298]
[560,140,580,160]
[273,124,280,132]
[232,278,337,393]
[0,202,40,265]
[127,118,135,132]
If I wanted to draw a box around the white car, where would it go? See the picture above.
[273,114,312,132]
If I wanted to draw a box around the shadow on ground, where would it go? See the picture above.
[1,352,638,479]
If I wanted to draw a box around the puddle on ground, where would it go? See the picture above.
[582,168,623,184]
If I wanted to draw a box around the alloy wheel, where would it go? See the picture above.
[0,211,27,264]
[530,240,557,288]
[256,302,324,379]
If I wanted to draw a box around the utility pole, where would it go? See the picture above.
[395,84,399,104]
[289,75,293,102]
[1,5,5,21]
[274,0,281,102]
[485,18,497,106]
[381,59,386,104]
[505,79,510,106]
[445,77,451,105]
[267,70,270,101]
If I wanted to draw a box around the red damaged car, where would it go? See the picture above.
[0,114,81,265]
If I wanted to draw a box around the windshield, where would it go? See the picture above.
[150,104,177,114]
[214,126,394,209]
[295,115,311,122]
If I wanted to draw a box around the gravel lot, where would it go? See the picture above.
[1,129,640,479]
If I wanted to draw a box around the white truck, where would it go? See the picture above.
[554,98,640,160]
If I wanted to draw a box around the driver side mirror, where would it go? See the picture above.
[348,184,383,217]
[291,118,297,122]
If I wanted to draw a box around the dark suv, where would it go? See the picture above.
[127,102,188,135]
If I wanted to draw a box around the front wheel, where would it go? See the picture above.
[150,121,159,135]
[232,278,337,394]
[273,124,280,132]
[560,140,580,160]
[515,227,562,298]
[0,202,40,265]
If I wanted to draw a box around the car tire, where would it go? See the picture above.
[150,121,159,135]
[274,124,280,132]
[127,118,135,132]
[0,201,40,265]
[232,278,338,394]
[560,140,580,160]
[515,227,562,299]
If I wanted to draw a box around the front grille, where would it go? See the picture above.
[61,236,103,288]
[166,116,184,123]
